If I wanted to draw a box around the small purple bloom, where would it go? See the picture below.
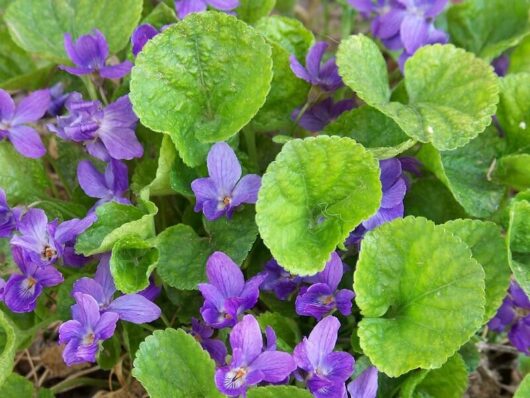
[190,317,227,365]
[0,188,22,238]
[3,247,63,313]
[131,24,160,57]
[295,252,354,320]
[292,98,355,132]
[47,83,70,116]
[175,0,239,19]
[215,314,296,397]
[0,89,50,158]
[290,42,343,92]
[294,316,355,398]
[72,254,161,324]
[191,142,261,221]
[347,366,379,398]
[198,251,266,329]
[261,259,303,301]
[59,292,119,366]
[138,277,162,302]
[10,208,94,268]
[492,55,510,77]
[49,93,142,161]
[77,159,130,208]
[60,30,132,79]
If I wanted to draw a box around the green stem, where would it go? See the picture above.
[243,128,258,170]
[341,5,355,39]
[81,76,98,101]
[51,378,119,394]
[161,313,172,328]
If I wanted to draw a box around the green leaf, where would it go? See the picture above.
[141,2,177,28]
[323,106,415,159]
[0,142,51,205]
[443,219,511,323]
[247,386,313,398]
[254,16,314,59]
[156,206,258,290]
[0,310,16,387]
[75,200,158,256]
[337,35,499,151]
[0,25,35,84]
[144,135,178,196]
[354,217,485,377]
[459,337,480,373]
[237,0,276,24]
[496,73,530,153]
[256,136,382,275]
[2,373,34,398]
[507,198,530,295]
[132,328,223,398]
[169,152,199,196]
[5,0,143,60]
[399,354,468,398]
[130,12,273,166]
[110,235,159,294]
[516,375,530,398]
[447,0,530,61]
[417,126,506,218]
[97,334,122,371]
[257,312,301,351]
[510,36,530,74]
[495,154,530,190]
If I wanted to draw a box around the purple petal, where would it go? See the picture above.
[207,142,242,195]
[132,24,159,56]
[12,89,50,125]
[214,365,249,397]
[107,160,129,196]
[63,338,99,366]
[372,8,405,39]
[317,252,343,291]
[206,252,245,298]
[72,277,106,306]
[231,174,261,207]
[95,254,117,301]
[400,14,430,54]
[307,376,346,398]
[509,316,530,355]
[58,320,83,344]
[192,177,219,211]
[7,125,46,158]
[94,311,119,340]
[99,126,143,160]
[510,281,530,309]
[201,338,227,365]
[207,0,239,9]
[306,42,328,79]
[34,266,63,288]
[293,338,313,372]
[77,160,108,199]
[251,351,296,383]
[107,294,161,323]
[362,203,404,231]
[265,326,277,351]
[229,314,263,364]
[321,351,355,381]
[16,208,48,242]
[379,158,403,190]
[424,0,448,18]
[319,58,343,92]
[66,30,108,69]
[198,283,226,309]
[55,215,94,245]
[192,317,214,339]
[202,199,226,221]
[239,273,266,308]
[289,55,312,83]
[175,0,207,19]
[348,0,377,14]
[0,89,15,121]
[99,61,133,79]
[59,65,93,76]
[306,316,340,367]
[72,293,101,328]
[347,366,379,398]
[381,178,407,208]
[3,274,43,313]
[295,283,335,320]
[335,289,354,316]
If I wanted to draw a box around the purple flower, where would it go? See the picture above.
[191,142,261,221]
[0,89,50,158]
[290,42,343,92]
[175,0,239,19]
[77,159,130,208]
[215,314,296,397]
[492,55,510,77]
[47,83,70,116]
[72,254,161,324]
[60,30,132,79]
[347,366,379,398]
[58,292,119,366]
[10,208,94,268]
[294,316,355,398]
[49,93,142,161]
[198,251,266,329]
[3,247,63,313]
[292,98,355,132]
[131,24,160,57]
[0,188,22,238]
[295,252,354,320]
[190,317,227,365]
[261,259,303,301]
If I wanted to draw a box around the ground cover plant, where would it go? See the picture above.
[0,0,529,397]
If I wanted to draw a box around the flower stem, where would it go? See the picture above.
[243,128,259,171]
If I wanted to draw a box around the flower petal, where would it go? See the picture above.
[206,252,245,298]
[107,294,161,323]
[347,366,379,398]
[289,55,312,82]
[0,89,15,121]
[11,89,50,125]
[306,315,340,368]
[207,142,241,195]
[99,61,133,79]
[295,283,334,320]
[94,311,119,340]
[8,125,46,158]
[72,292,101,328]
[58,320,83,344]
[317,252,343,291]
[192,177,219,211]
[400,13,429,54]
[306,42,328,79]
[72,277,106,305]
[251,351,296,383]
[131,24,159,56]
[34,266,63,288]
[4,274,43,313]
[321,351,355,381]
[77,160,108,199]
[229,314,263,364]
[231,174,261,207]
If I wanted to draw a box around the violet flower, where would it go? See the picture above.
[190,317,227,365]
[492,55,510,77]
[58,292,119,366]
[489,281,530,354]
[77,159,130,208]
[10,208,94,268]
[131,24,160,57]
[0,188,22,238]
[215,314,296,397]
[289,42,343,92]
[3,247,63,313]
[295,252,354,320]
[191,142,261,221]
[49,93,142,161]
[0,89,50,158]
[294,316,355,398]
[198,251,266,329]
[347,366,379,398]
[292,98,354,132]
[261,259,303,301]
[60,30,132,79]
[175,0,239,19]
[72,255,161,324]
[47,83,70,116]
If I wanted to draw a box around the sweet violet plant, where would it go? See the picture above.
[0,0,529,397]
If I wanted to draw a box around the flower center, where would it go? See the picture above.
[21,277,38,297]
[224,367,248,390]
[223,196,232,206]
[319,294,335,305]
[82,332,96,345]
[41,245,57,261]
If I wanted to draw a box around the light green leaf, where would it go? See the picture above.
[399,354,468,398]
[0,142,51,205]
[97,334,122,371]
[247,386,313,398]
[0,25,35,84]
[156,206,258,290]
[254,16,314,59]
[169,152,199,196]
[507,198,530,295]
[447,0,530,61]
[417,126,506,218]
[495,154,530,190]
[75,200,158,256]
[496,73,530,153]
[323,106,415,159]
[0,310,16,387]
[443,219,511,323]
[144,135,178,196]
[337,35,499,151]
[355,217,485,377]
[132,328,223,398]
[5,0,143,60]
[2,373,34,397]
[257,312,301,351]
[510,36,530,74]
[257,136,382,275]
[515,375,530,398]
[237,0,276,24]
[110,235,159,294]
[130,12,273,166]
[141,2,177,28]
